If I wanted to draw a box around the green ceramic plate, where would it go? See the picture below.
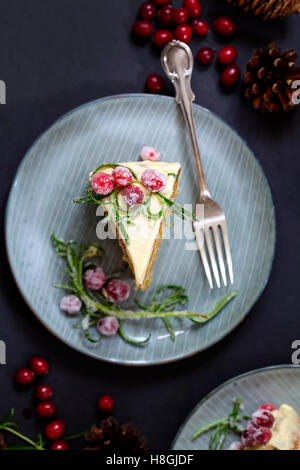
[5,94,275,366]
[172,365,300,450]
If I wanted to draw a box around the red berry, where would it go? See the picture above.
[153,29,173,48]
[138,2,156,20]
[91,172,114,195]
[228,441,244,450]
[152,0,170,5]
[191,19,209,36]
[50,440,69,451]
[146,73,164,93]
[45,420,66,441]
[241,421,256,447]
[174,24,192,44]
[15,368,35,386]
[97,395,115,413]
[122,185,144,207]
[214,16,237,36]
[141,168,167,192]
[36,385,53,402]
[259,403,277,412]
[196,47,214,65]
[173,7,189,24]
[132,20,154,39]
[112,166,133,188]
[218,45,238,65]
[252,409,275,428]
[83,267,107,291]
[254,427,272,446]
[37,401,56,418]
[29,356,49,376]
[183,0,202,18]
[104,279,131,303]
[157,5,173,25]
[220,64,241,87]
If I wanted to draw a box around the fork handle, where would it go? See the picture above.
[161,41,211,199]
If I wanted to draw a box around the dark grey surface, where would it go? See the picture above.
[0,0,299,450]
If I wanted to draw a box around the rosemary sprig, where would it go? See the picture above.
[191,398,250,450]
[0,409,46,451]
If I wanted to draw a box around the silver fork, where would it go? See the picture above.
[161,40,234,289]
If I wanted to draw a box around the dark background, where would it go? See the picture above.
[0,0,299,450]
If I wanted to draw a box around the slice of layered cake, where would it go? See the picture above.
[75,161,182,290]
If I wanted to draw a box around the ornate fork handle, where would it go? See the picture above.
[161,40,210,200]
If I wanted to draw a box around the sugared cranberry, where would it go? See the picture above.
[173,7,189,24]
[174,24,192,44]
[122,185,144,207]
[60,295,82,315]
[183,0,202,18]
[29,357,49,376]
[197,47,214,65]
[146,73,165,93]
[191,19,209,36]
[138,2,156,20]
[214,16,237,36]
[220,65,241,87]
[157,5,173,25]
[132,20,154,39]
[83,267,107,290]
[36,385,53,402]
[112,166,133,188]
[45,420,66,441]
[152,0,170,5]
[91,172,114,195]
[241,421,256,447]
[228,441,243,450]
[140,146,160,162]
[97,395,115,413]
[97,316,119,336]
[141,168,167,192]
[15,368,35,386]
[252,409,275,428]
[36,401,56,418]
[103,279,130,303]
[218,45,238,65]
[153,29,173,48]
[50,440,69,451]
[259,403,277,412]
[254,427,272,446]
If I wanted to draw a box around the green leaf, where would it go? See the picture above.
[118,321,151,346]
[189,291,237,324]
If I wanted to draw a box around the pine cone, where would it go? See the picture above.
[0,432,6,451]
[84,417,147,451]
[226,0,300,20]
[244,42,300,112]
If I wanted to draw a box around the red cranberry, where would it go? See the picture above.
[91,172,114,195]
[183,0,202,18]
[191,19,209,36]
[214,16,237,36]
[218,45,238,65]
[132,20,154,39]
[152,0,170,5]
[173,7,189,24]
[220,64,241,87]
[241,421,256,447]
[138,2,156,20]
[50,440,69,451]
[174,24,192,44]
[112,166,133,188]
[45,420,66,441]
[254,427,272,446]
[36,385,53,402]
[156,5,173,25]
[197,47,214,65]
[29,356,49,376]
[259,403,277,412]
[36,401,56,418]
[15,368,35,386]
[141,168,167,192]
[146,73,164,93]
[97,395,115,413]
[252,409,274,428]
[122,185,144,207]
[228,441,244,450]
[152,29,173,48]
[104,279,130,303]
